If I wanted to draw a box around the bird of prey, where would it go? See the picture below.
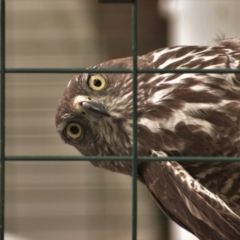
[56,37,240,240]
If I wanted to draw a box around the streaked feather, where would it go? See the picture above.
[56,37,240,239]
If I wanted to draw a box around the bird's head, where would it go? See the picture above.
[55,57,136,156]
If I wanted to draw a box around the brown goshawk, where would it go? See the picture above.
[56,37,240,240]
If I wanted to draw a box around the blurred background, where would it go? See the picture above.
[3,0,240,240]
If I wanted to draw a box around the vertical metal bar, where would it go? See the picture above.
[0,0,5,239]
[131,0,138,240]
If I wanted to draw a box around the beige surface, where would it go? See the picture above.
[4,1,166,240]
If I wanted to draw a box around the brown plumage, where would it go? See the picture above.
[56,37,240,239]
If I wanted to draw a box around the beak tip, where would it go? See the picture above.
[82,101,110,119]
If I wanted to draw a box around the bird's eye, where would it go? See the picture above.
[66,122,83,139]
[88,75,107,91]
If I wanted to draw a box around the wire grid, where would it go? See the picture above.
[1,0,240,240]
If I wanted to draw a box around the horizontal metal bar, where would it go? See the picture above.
[1,68,240,74]
[98,0,132,3]
[4,156,240,162]
[3,68,133,74]
[138,69,240,74]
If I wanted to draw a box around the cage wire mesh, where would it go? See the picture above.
[1,0,240,240]
[1,1,169,240]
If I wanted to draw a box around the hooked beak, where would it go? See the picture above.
[73,96,111,119]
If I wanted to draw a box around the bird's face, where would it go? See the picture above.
[55,58,135,156]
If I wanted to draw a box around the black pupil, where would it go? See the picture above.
[93,79,102,87]
[70,126,79,134]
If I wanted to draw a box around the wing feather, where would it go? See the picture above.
[139,159,240,240]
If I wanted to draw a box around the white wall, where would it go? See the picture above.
[159,0,240,46]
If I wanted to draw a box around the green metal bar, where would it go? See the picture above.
[98,0,132,3]
[132,0,138,239]
[0,0,5,239]
[4,68,133,74]
[137,69,240,74]
[2,68,240,74]
[5,156,240,162]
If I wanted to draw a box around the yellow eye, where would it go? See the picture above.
[88,75,107,91]
[66,122,83,139]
